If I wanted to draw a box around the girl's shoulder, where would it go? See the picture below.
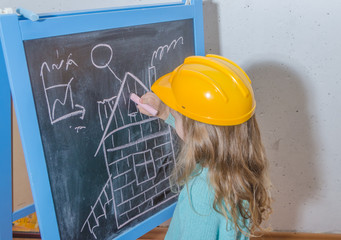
[187,165,210,190]
[188,166,210,188]
[180,166,215,211]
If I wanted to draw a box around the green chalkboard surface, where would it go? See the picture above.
[23,19,194,240]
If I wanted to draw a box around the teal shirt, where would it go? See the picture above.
[165,168,249,240]
[164,114,249,240]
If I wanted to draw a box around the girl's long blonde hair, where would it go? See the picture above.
[172,114,272,235]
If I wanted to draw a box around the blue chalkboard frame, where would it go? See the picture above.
[0,0,204,239]
[0,39,13,240]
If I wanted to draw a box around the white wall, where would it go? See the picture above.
[2,0,340,234]
[204,0,341,233]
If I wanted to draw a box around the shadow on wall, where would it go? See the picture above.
[245,62,320,231]
[203,0,220,54]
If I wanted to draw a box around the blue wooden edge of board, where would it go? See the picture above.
[0,39,13,240]
[0,0,204,239]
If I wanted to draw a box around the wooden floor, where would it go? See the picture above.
[139,228,341,240]
[13,227,341,240]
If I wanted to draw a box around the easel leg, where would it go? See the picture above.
[0,43,13,240]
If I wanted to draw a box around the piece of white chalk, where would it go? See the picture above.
[130,93,158,116]
[16,7,39,21]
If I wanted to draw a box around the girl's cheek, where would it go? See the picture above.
[170,109,184,140]
[175,122,184,140]
[174,116,184,140]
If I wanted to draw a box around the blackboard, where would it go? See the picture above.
[0,1,204,239]
[23,19,194,239]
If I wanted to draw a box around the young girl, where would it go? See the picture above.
[137,54,272,239]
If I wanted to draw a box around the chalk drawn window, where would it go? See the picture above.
[133,150,156,185]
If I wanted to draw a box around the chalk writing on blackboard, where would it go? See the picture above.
[40,52,86,125]
[149,37,184,87]
[23,19,195,239]
[80,37,184,238]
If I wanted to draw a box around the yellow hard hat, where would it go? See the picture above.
[151,54,256,126]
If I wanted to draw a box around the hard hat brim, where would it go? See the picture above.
[151,72,180,113]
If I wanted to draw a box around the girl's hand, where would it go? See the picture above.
[138,92,170,120]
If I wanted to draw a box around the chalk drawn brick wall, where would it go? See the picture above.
[81,37,185,238]
[81,69,178,237]
[106,117,176,229]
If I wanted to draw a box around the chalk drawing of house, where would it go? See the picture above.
[81,71,178,238]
